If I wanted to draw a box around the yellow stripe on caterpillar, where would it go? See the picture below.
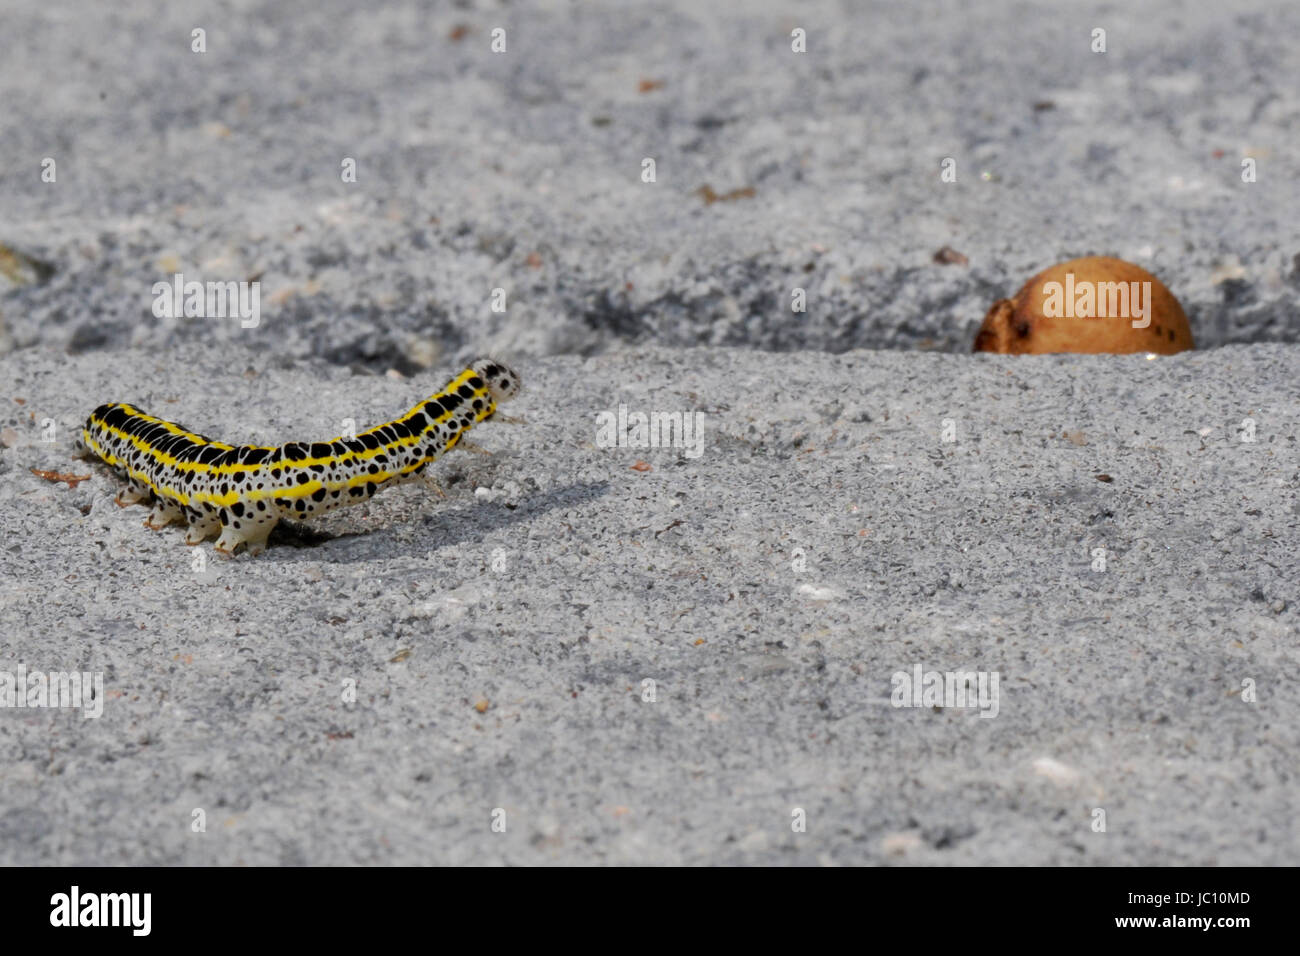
[78,359,521,556]
[84,368,481,474]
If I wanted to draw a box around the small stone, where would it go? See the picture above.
[1032,756,1081,786]
[882,831,923,856]
[796,583,841,601]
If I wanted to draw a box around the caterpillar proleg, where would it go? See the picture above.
[76,358,521,556]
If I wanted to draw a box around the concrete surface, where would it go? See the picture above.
[1,345,1296,864]
[2,0,1299,368]
[0,0,1297,865]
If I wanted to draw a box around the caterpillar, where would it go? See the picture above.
[74,358,521,556]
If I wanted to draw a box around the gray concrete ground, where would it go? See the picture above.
[0,0,1297,864]
[1,345,1296,864]
[3,0,1299,366]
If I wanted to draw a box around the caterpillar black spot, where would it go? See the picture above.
[75,358,521,556]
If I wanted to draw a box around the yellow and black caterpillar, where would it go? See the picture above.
[75,359,521,556]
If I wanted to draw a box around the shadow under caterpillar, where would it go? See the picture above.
[75,358,521,556]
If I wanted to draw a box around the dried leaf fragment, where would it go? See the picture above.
[696,184,756,205]
[31,468,92,489]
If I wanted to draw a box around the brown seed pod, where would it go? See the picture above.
[973,256,1194,354]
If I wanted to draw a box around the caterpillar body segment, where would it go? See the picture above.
[79,359,520,556]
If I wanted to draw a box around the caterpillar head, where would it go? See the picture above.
[471,358,521,404]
